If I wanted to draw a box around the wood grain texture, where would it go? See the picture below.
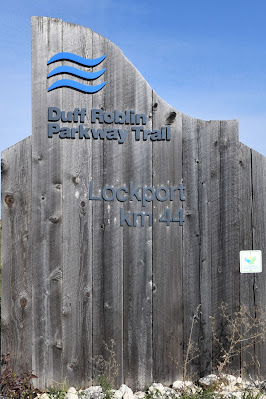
[239,144,256,377]
[1,137,32,373]
[121,53,153,391]
[60,22,93,387]
[209,121,223,372]
[198,121,220,376]
[251,150,266,378]
[217,120,240,373]
[91,31,124,387]
[90,31,106,386]
[152,93,183,384]
[182,114,201,380]
[31,17,63,388]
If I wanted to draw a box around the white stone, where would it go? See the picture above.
[118,384,135,399]
[134,392,146,399]
[114,390,124,399]
[236,377,242,385]
[172,381,184,391]
[148,383,165,395]
[198,374,218,388]
[223,374,237,387]
[164,388,176,394]
[87,386,103,393]
[218,392,232,399]
[79,386,104,399]
[38,395,50,399]
[230,393,243,399]
[65,387,78,399]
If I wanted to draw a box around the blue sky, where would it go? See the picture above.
[0,0,266,157]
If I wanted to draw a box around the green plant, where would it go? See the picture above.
[180,392,216,399]
[46,377,70,398]
[144,387,161,399]
[92,339,119,398]
[95,373,113,398]
[242,391,263,399]
[47,386,66,399]
[0,353,39,398]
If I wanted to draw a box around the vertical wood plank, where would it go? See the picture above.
[182,114,201,380]
[216,120,240,373]
[209,122,223,372]
[122,64,153,390]
[251,150,266,379]
[60,22,93,388]
[238,144,256,377]
[91,32,125,388]
[1,138,32,373]
[31,16,63,388]
[198,121,220,376]
[152,94,183,384]
[89,31,107,386]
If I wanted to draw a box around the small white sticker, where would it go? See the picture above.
[240,250,262,273]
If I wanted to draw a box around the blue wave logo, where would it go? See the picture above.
[47,52,106,93]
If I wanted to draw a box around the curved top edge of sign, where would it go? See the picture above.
[31,16,239,125]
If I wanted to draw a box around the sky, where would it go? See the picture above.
[0,0,266,158]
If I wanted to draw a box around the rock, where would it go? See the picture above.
[114,389,124,399]
[172,381,184,390]
[79,386,104,399]
[134,392,146,399]
[231,393,243,399]
[164,387,181,398]
[86,386,103,393]
[172,381,196,394]
[198,374,218,389]
[218,392,242,399]
[164,388,175,394]
[66,387,78,399]
[118,384,135,399]
[37,395,50,399]
[217,393,232,398]
[222,374,237,388]
[148,383,165,395]
[236,377,242,385]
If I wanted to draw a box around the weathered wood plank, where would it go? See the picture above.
[60,22,93,387]
[216,120,240,373]
[209,121,223,372]
[251,150,266,379]
[121,64,153,390]
[91,32,125,387]
[238,144,256,377]
[182,114,201,380]
[152,94,183,384]
[31,16,63,388]
[1,137,32,373]
[198,121,220,376]
[90,31,106,386]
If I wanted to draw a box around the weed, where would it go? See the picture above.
[92,340,118,398]
[95,373,113,399]
[46,386,66,399]
[210,303,266,376]
[144,387,161,399]
[169,304,201,383]
[0,353,39,398]
[242,391,263,399]
[180,392,216,399]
